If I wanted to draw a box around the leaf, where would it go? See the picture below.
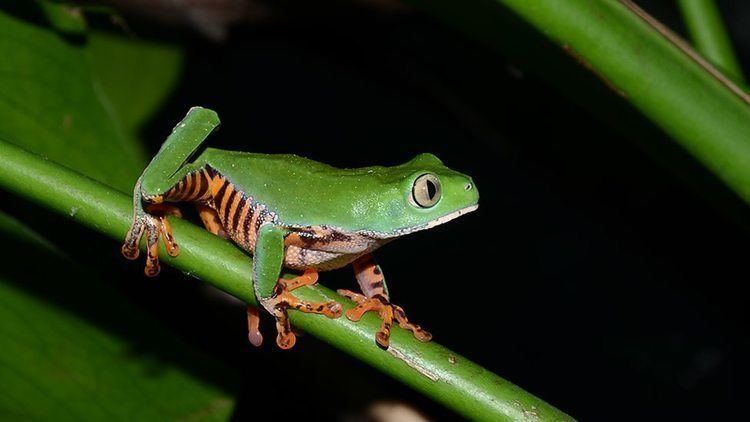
[0,4,141,192]
[87,29,184,135]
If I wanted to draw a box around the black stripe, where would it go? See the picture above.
[178,174,192,201]
[191,171,204,200]
[200,169,211,197]
[223,188,237,223]
[172,180,184,200]
[213,179,229,209]
[232,194,246,232]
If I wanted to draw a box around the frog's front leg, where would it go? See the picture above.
[253,224,343,349]
[338,254,432,349]
[122,107,220,276]
[121,178,184,276]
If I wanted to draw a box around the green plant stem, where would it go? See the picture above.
[677,0,745,83]
[404,0,750,208]
[0,140,573,422]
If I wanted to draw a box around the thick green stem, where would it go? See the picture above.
[0,140,573,422]
[677,0,745,83]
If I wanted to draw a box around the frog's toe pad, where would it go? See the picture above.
[121,219,145,260]
[393,304,432,342]
[276,331,296,350]
[246,306,264,347]
[337,290,431,349]
[269,304,297,350]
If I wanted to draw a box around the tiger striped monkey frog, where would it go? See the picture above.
[122,107,479,350]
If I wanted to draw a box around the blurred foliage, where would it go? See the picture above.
[0,2,235,419]
[0,212,233,420]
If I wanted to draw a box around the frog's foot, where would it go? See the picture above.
[336,290,432,350]
[121,203,182,277]
[258,269,343,349]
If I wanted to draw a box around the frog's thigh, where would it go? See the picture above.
[352,253,389,298]
[196,203,227,238]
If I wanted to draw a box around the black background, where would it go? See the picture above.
[6,0,750,420]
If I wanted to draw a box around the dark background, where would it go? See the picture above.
[6,0,750,420]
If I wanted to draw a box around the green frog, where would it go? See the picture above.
[122,107,479,350]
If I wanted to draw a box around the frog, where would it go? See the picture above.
[122,107,479,350]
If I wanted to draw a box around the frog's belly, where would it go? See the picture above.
[280,227,388,270]
[283,246,362,271]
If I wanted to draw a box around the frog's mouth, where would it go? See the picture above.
[381,203,479,237]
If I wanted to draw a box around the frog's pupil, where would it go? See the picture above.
[426,180,437,199]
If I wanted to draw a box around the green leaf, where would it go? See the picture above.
[0,5,141,192]
[0,2,182,193]
[87,30,183,135]
[38,1,87,36]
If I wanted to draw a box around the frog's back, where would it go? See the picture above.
[199,148,396,231]
[203,148,341,185]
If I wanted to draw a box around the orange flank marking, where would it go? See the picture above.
[188,171,203,199]
[180,173,194,201]
[218,182,234,221]
[210,175,226,197]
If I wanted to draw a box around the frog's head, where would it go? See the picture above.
[363,153,479,237]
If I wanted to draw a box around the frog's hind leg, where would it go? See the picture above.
[195,197,266,347]
[196,203,227,238]
[338,253,431,349]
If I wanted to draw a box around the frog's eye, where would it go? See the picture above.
[411,174,441,208]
